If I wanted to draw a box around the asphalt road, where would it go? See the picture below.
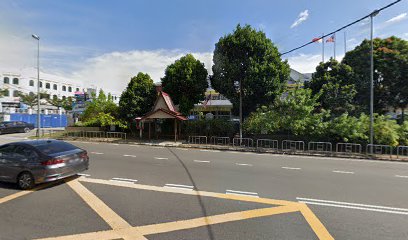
[0,133,408,240]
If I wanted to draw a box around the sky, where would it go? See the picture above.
[0,0,407,93]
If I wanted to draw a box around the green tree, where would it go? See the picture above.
[119,72,157,121]
[306,59,357,116]
[47,95,64,109]
[399,121,408,145]
[161,54,208,115]
[211,24,290,118]
[244,87,328,138]
[342,36,408,117]
[326,113,368,143]
[18,92,37,108]
[82,89,119,121]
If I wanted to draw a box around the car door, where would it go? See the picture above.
[0,145,17,181]
[1,145,33,182]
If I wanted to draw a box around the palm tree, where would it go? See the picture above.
[18,93,37,108]
[47,95,64,109]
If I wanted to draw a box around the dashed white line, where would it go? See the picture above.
[236,163,253,166]
[194,160,210,163]
[164,183,194,191]
[297,197,408,215]
[123,154,137,158]
[110,177,138,183]
[395,175,408,178]
[281,167,301,170]
[77,173,90,177]
[226,189,259,198]
[176,148,189,151]
[154,157,168,160]
[112,144,119,146]
[332,170,355,174]
[200,149,221,153]
[90,152,104,155]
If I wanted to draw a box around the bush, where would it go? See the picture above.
[183,119,235,137]
[326,113,368,143]
[399,121,408,145]
[81,112,127,129]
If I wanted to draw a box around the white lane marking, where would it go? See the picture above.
[123,154,137,158]
[152,146,165,149]
[194,160,210,163]
[395,175,408,178]
[164,183,194,191]
[200,149,221,153]
[90,152,104,155]
[77,173,90,177]
[332,170,355,174]
[298,199,408,215]
[112,144,119,146]
[235,163,253,166]
[176,148,189,151]
[226,189,259,198]
[155,157,168,160]
[297,197,408,213]
[110,177,138,183]
[281,167,301,170]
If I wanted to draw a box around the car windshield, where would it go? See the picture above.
[35,141,78,155]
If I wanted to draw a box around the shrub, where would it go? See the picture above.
[183,119,235,137]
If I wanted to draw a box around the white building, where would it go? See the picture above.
[0,68,120,113]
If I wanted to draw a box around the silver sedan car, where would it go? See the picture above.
[0,139,89,189]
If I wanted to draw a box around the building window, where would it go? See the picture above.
[68,86,72,92]
[29,80,34,86]
[62,86,66,91]
[4,89,9,97]
[13,90,21,97]
[45,83,50,89]
[12,78,19,85]
[76,88,79,92]
[114,96,117,100]
[53,84,57,90]
[40,81,43,88]
[3,77,9,84]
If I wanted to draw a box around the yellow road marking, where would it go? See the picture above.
[137,205,299,235]
[79,177,299,207]
[34,205,299,240]
[298,203,335,240]
[66,179,148,240]
[34,177,333,240]
[0,182,53,205]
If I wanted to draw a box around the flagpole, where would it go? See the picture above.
[344,31,347,55]
[322,33,325,62]
[334,33,336,60]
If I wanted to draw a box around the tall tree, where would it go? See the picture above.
[161,54,208,115]
[211,24,290,118]
[342,36,408,118]
[305,58,357,117]
[82,89,119,121]
[119,72,157,121]
[18,92,37,108]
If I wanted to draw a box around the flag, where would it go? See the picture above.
[326,34,335,43]
[203,94,211,108]
[312,37,322,43]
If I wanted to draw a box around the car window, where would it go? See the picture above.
[14,146,38,161]
[35,141,78,155]
[0,145,17,160]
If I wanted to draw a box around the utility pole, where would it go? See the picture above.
[239,79,243,139]
[369,10,379,153]
[32,34,40,138]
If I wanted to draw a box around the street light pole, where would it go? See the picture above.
[32,34,40,138]
[369,11,378,153]
[239,79,243,139]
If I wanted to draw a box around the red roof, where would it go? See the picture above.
[161,92,176,112]
[140,91,187,121]
[141,108,187,121]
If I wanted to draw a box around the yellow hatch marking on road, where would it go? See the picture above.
[31,177,333,240]
[137,205,299,235]
[79,177,298,207]
[298,203,335,240]
[0,182,53,205]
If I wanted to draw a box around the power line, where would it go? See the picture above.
[280,0,403,56]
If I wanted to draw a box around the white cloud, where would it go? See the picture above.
[290,10,309,29]
[286,54,321,73]
[70,50,213,93]
[386,13,407,23]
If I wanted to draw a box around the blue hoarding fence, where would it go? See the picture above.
[9,113,68,128]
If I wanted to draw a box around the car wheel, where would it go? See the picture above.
[17,172,35,190]
[24,127,30,133]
